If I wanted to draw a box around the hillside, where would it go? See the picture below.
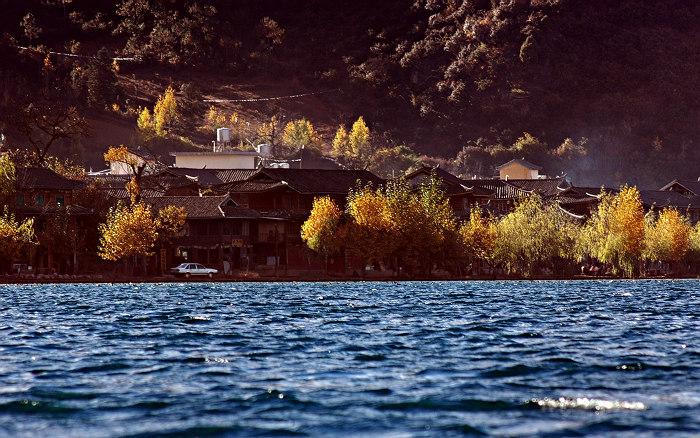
[1,0,699,187]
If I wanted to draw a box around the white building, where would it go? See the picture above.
[170,151,259,169]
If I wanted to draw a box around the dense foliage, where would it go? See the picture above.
[0,206,37,273]
[0,1,697,186]
[302,179,700,278]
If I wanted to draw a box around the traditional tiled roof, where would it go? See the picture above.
[143,195,259,219]
[15,167,85,191]
[404,166,465,187]
[403,166,493,197]
[659,179,700,196]
[221,168,384,194]
[496,158,542,170]
[505,178,570,199]
[88,174,131,189]
[283,147,345,169]
[224,179,286,193]
[126,148,156,160]
[13,204,92,216]
[161,168,224,187]
[639,190,700,210]
[214,169,257,184]
[221,204,261,219]
[468,179,529,200]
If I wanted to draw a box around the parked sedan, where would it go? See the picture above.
[170,263,218,278]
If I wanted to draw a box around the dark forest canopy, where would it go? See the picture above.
[0,0,698,187]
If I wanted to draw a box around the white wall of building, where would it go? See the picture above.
[172,152,258,169]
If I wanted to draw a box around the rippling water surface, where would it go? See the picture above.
[1,280,699,437]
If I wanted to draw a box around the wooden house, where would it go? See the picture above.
[403,166,493,219]
[220,168,385,274]
[12,167,91,274]
[143,195,260,274]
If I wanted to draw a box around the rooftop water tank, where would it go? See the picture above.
[257,143,272,158]
[217,127,231,142]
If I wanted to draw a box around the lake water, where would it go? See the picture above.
[1,280,699,437]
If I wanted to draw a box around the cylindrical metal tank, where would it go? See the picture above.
[217,128,231,142]
[257,143,272,157]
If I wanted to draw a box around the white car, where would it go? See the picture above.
[170,263,218,278]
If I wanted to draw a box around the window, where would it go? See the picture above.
[241,220,249,236]
[35,194,44,206]
[15,194,24,206]
[55,195,64,206]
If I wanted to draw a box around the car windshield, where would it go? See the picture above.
[175,263,189,268]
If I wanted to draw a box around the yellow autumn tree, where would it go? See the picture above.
[152,85,178,136]
[332,125,349,156]
[98,202,158,271]
[580,186,644,277]
[643,207,690,266]
[282,118,320,153]
[345,183,395,270]
[460,207,496,264]
[136,106,154,136]
[0,154,16,206]
[206,105,228,131]
[156,205,187,243]
[349,116,370,160]
[229,112,252,148]
[0,206,37,273]
[686,221,700,270]
[104,145,151,203]
[104,145,138,172]
[414,175,463,274]
[257,115,282,156]
[301,196,343,261]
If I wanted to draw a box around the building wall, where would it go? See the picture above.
[109,155,154,175]
[174,154,256,169]
[499,163,538,180]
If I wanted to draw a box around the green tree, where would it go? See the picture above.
[369,145,421,178]
[38,206,86,274]
[519,34,539,63]
[282,118,319,153]
[494,194,576,277]
[416,174,463,274]
[86,47,118,108]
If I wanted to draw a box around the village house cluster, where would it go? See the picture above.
[7,145,700,279]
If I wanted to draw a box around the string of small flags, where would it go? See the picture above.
[15,45,136,61]
[203,88,340,103]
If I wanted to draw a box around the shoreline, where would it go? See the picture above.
[2,273,699,285]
